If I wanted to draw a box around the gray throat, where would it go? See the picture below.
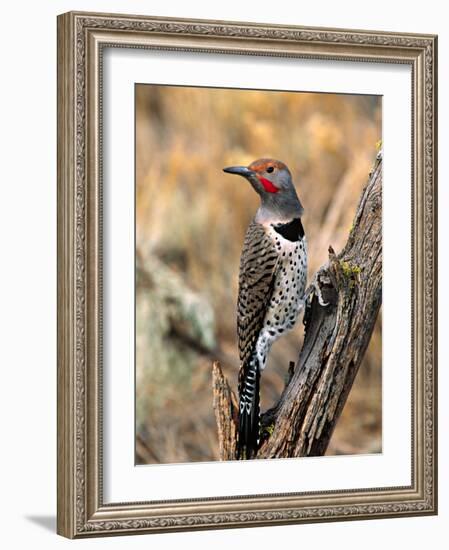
[255,189,304,223]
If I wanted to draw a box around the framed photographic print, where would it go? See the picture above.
[57,11,437,538]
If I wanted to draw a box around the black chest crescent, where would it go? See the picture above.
[272,217,305,242]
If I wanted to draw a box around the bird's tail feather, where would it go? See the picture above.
[237,355,260,460]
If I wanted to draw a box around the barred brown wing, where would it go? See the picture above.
[237,221,280,382]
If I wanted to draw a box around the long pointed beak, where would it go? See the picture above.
[223,166,254,178]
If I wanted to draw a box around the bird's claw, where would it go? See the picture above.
[316,286,330,307]
[307,273,330,307]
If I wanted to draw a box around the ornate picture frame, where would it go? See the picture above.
[57,11,437,538]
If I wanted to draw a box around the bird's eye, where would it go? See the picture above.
[266,166,274,173]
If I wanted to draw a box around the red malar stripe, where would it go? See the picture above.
[258,176,279,193]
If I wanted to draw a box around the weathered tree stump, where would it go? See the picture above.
[212,154,382,460]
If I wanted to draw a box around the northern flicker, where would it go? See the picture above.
[223,159,307,459]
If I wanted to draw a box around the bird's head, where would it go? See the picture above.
[223,158,303,221]
[223,158,293,194]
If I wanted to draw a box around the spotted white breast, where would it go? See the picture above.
[254,224,307,370]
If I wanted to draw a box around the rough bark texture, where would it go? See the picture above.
[212,362,239,460]
[212,154,382,460]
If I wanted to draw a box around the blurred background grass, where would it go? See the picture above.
[135,84,382,464]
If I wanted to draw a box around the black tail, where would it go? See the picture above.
[237,355,260,460]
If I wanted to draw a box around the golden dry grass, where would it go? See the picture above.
[136,84,382,463]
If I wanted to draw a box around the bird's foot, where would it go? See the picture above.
[315,283,330,307]
[306,272,330,307]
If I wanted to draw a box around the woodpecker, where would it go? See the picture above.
[223,159,307,459]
